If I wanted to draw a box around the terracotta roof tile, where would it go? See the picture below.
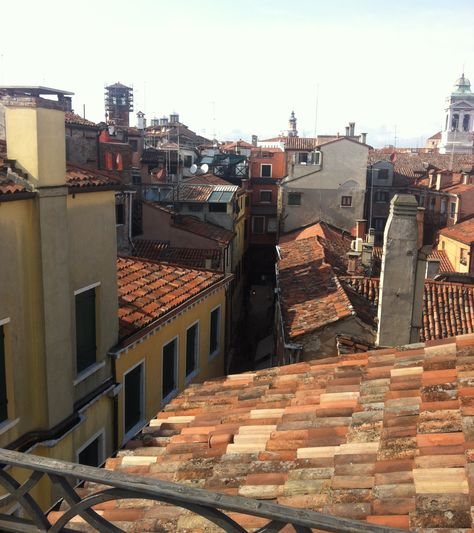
[117,256,227,340]
[439,218,474,245]
[133,239,222,270]
[64,112,98,128]
[340,276,474,342]
[54,334,474,531]
[372,247,454,274]
[66,163,121,190]
[173,215,235,246]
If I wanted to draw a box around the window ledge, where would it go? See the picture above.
[74,361,106,386]
[185,368,200,385]
[0,418,20,436]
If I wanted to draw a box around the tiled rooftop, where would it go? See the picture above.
[53,333,474,531]
[133,239,222,270]
[66,163,121,190]
[64,112,98,128]
[341,276,474,342]
[185,173,235,186]
[172,215,235,246]
[439,218,474,245]
[373,247,455,273]
[277,236,354,338]
[117,256,228,341]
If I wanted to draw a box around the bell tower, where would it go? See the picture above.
[439,73,474,154]
[287,111,298,137]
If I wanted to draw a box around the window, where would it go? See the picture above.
[450,202,456,218]
[374,218,387,231]
[463,114,471,132]
[341,196,352,207]
[186,323,199,379]
[124,362,144,436]
[188,203,204,212]
[377,169,388,180]
[297,152,308,164]
[260,190,272,203]
[441,199,447,214]
[78,432,103,467]
[375,191,389,203]
[75,288,96,374]
[115,203,125,225]
[430,197,436,210]
[184,155,193,168]
[288,192,302,206]
[267,217,278,233]
[261,164,272,177]
[452,114,459,131]
[312,151,322,165]
[209,307,221,358]
[162,338,178,401]
[252,216,265,234]
[0,325,7,423]
[129,140,138,152]
[209,203,227,213]
[460,249,469,266]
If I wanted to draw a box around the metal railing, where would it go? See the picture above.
[0,448,404,532]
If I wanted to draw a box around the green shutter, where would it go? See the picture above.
[75,289,96,373]
[0,326,7,422]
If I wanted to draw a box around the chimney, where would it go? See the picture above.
[436,171,452,191]
[345,126,350,137]
[377,194,426,347]
[356,219,367,240]
[251,134,258,147]
[416,207,425,248]
[137,111,146,130]
[462,173,470,185]
[425,259,440,278]
[349,122,355,136]
[360,132,367,144]
[4,94,66,187]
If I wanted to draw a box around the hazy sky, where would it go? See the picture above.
[1,0,473,147]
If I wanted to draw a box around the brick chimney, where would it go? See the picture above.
[377,194,427,347]
[356,219,367,239]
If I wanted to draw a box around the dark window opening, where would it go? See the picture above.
[209,308,220,356]
[163,339,177,399]
[463,114,470,132]
[375,191,389,203]
[260,190,272,203]
[252,216,265,234]
[288,192,301,206]
[186,324,198,377]
[261,164,272,177]
[115,203,125,225]
[209,203,227,213]
[124,364,142,433]
[297,152,308,164]
[0,326,7,423]
[184,155,193,168]
[377,169,389,180]
[79,437,101,467]
[188,203,204,212]
[75,289,96,374]
[129,140,138,151]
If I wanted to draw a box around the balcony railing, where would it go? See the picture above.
[0,448,404,532]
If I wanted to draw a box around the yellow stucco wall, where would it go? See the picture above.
[438,234,469,273]
[115,287,227,444]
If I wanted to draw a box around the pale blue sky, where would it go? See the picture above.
[1,0,473,146]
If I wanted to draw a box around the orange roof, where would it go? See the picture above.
[341,276,474,341]
[56,333,474,531]
[133,239,222,269]
[117,256,228,341]
[185,173,233,186]
[278,236,354,338]
[64,112,98,128]
[373,246,454,273]
[440,218,474,245]
[66,163,121,190]
[173,215,235,246]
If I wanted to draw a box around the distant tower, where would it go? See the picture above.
[439,73,474,154]
[136,111,146,130]
[288,111,298,137]
[104,82,134,128]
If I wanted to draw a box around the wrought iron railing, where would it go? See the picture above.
[0,448,404,532]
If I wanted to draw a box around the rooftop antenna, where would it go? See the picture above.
[212,100,217,144]
[0,53,4,85]
[393,125,398,148]
[313,83,319,138]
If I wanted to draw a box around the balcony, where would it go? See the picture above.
[0,448,403,532]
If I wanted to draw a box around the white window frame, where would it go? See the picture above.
[252,216,265,234]
[122,359,146,444]
[162,336,179,404]
[209,305,221,360]
[185,321,200,383]
[74,282,101,296]
[76,428,106,467]
[340,195,353,208]
[259,190,272,203]
[260,163,272,178]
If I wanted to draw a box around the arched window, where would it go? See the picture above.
[105,151,113,170]
[452,114,459,131]
[116,153,123,171]
[463,114,470,132]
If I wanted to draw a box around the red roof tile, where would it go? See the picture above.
[117,256,228,340]
[66,163,121,190]
[373,247,454,273]
[439,218,474,245]
[0,175,30,195]
[278,236,354,338]
[133,239,222,270]
[64,112,98,128]
[59,334,474,531]
[173,215,235,246]
[341,276,474,342]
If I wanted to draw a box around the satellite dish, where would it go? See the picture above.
[190,164,198,175]
[200,163,209,174]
